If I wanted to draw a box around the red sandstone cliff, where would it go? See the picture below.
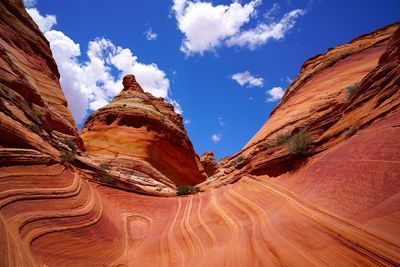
[0,0,399,266]
[80,74,207,192]
[208,23,400,186]
[0,0,81,157]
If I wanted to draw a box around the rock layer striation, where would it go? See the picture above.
[81,74,207,192]
[0,1,399,266]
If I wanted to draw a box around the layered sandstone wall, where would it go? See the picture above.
[81,75,207,189]
[0,0,399,266]
[210,23,400,186]
[0,0,81,156]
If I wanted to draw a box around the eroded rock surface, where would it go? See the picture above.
[80,74,207,193]
[0,1,399,266]
[0,0,82,156]
[200,151,218,176]
[211,23,400,186]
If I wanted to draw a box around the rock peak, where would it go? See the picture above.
[122,74,144,93]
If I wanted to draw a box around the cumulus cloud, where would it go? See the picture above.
[26,8,56,32]
[231,71,264,87]
[211,133,222,143]
[27,7,179,124]
[172,0,260,55]
[23,0,36,8]
[184,119,191,125]
[144,28,158,41]
[172,0,304,55]
[227,9,305,49]
[266,86,285,102]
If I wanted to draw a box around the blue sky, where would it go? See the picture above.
[24,0,400,160]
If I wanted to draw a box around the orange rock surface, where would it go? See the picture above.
[80,74,207,192]
[199,151,218,176]
[1,1,399,266]
[211,23,400,185]
[0,0,82,156]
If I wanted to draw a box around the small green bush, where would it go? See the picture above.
[176,185,199,196]
[274,133,291,145]
[234,155,245,167]
[66,139,77,151]
[100,174,113,183]
[100,163,112,170]
[29,123,40,134]
[228,155,246,168]
[287,130,312,155]
[35,111,44,121]
[344,125,358,138]
[264,133,291,148]
[346,82,360,100]
[60,151,75,163]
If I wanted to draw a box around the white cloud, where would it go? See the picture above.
[29,8,178,124]
[26,8,57,32]
[184,119,191,125]
[211,133,222,143]
[227,9,305,49]
[168,99,183,114]
[23,0,36,8]
[266,86,285,102]
[264,3,280,21]
[217,117,225,126]
[109,45,170,99]
[231,71,264,87]
[172,0,304,55]
[173,0,260,55]
[145,28,158,41]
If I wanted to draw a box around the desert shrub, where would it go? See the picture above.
[346,82,360,100]
[29,123,40,134]
[287,130,312,155]
[66,139,77,151]
[176,185,199,196]
[265,133,291,148]
[228,155,246,168]
[35,111,44,121]
[100,174,113,183]
[274,133,291,145]
[100,163,112,170]
[59,151,75,163]
[343,125,358,138]
[234,155,245,167]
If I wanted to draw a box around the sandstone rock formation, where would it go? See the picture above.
[0,0,82,157]
[199,151,218,176]
[211,22,400,186]
[1,0,399,266]
[80,74,207,193]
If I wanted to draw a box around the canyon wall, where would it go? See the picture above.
[209,23,400,186]
[0,0,81,156]
[0,0,399,266]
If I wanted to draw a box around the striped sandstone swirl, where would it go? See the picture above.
[0,0,399,266]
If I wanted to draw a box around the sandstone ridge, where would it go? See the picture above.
[0,1,399,266]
